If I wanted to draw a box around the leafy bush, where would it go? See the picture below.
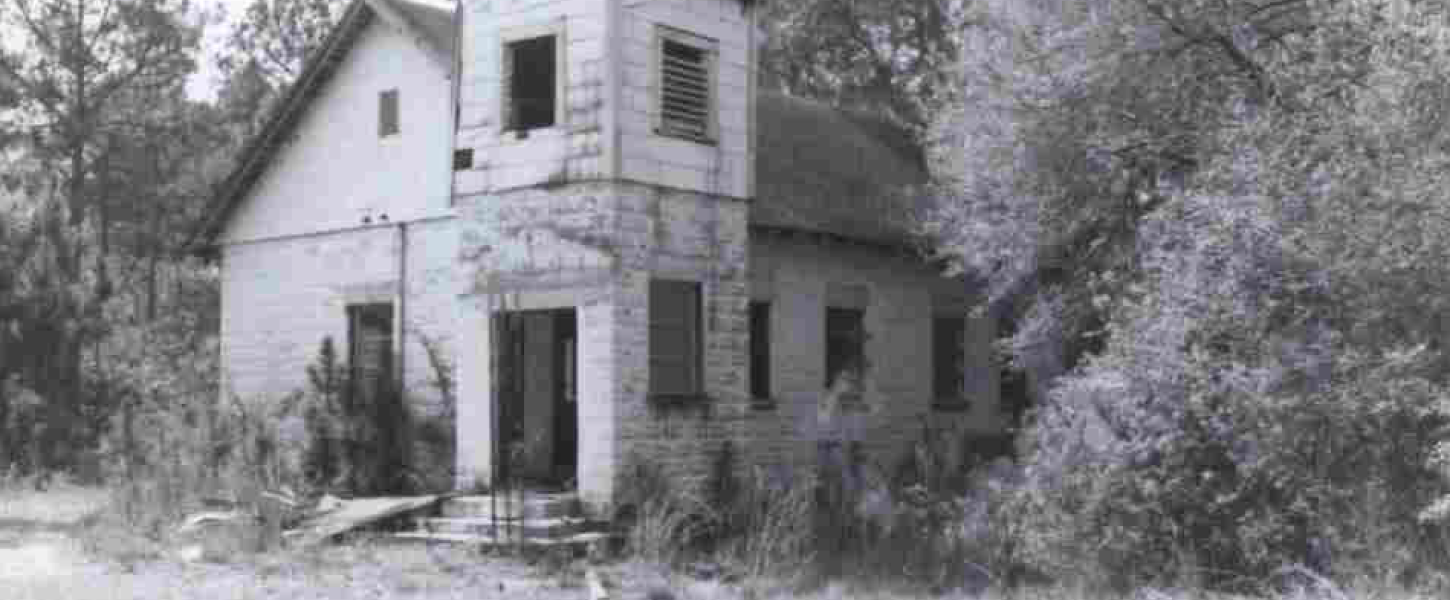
[300,336,421,497]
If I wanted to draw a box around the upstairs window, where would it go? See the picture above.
[649,280,703,399]
[933,316,967,409]
[503,35,558,133]
[379,89,400,137]
[657,28,716,143]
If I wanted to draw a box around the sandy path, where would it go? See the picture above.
[0,531,77,581]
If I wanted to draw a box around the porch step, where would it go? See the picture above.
[416,516,588,538]
[391,530,614,549]
[440,493,580,520]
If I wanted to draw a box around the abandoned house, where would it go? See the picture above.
[195,0,1007,517]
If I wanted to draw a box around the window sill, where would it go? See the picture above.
[823,393,870,414]
[501,126,564,142]
[654,128,717,146]
[932,399,972,413]
[749,397,777,411]
[647,393,707,407]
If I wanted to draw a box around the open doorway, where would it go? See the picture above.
[495,309,579,489]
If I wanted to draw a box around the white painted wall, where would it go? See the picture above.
[221,19,455,245]
[453,0,756,199]
[219,218,461,486]
[617,0,755,199]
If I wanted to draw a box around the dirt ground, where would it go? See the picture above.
[0,486,771,600]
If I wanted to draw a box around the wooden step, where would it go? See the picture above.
[391,530,614,549]
[416,516,587,538]
[440,494,579,520]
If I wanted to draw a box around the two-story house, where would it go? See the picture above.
[195,0,1005,517]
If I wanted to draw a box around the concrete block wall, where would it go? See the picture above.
[611,182,751,498]
[219,218,460,490]
[736,232,1005,478]
[454,181,624,508]
[454,0,611,196]
[454,0,757,199]
[617,0,756,199]
[452,178,749,515]
[222,20,454,244]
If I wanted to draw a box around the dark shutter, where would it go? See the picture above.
[649,280,701,398]
[933,317,966,402]
[659,38,712,141]
[750,302,771,402]
[378,90,399,137]
[348,304,394,403]
[825,307,865,390]
[506,36,557,132]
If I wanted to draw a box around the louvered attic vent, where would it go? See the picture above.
[659,34,715,143]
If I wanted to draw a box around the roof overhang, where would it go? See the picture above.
[189,0,456,258]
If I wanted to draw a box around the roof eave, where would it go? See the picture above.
[188,1,376,256]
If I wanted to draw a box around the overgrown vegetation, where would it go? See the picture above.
[925,0,1450,595]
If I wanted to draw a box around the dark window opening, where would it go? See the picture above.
[659,37,712,141]
[750,302,771,404]
[379,89,400,137]
[649,280,703,399]
[934,316,967,407]
[453,148,474,171]
[347,303,394,402]
[825,307,865,397]
[505,35,557,132]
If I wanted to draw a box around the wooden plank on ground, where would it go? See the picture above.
[288,496,439,547]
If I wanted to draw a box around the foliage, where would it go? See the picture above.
[216,0,347,90]
[618,456,715,569]
[929,0,1450,590]
[761,0,968,132]
[0,0,223,478]
[300,336,415,497]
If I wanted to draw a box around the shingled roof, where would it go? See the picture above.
[194,0,930,252]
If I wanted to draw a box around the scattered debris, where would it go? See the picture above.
[286,496,440,547]
[315,494,344,514]
[176,511,248,535]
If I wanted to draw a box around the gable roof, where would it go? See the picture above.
[192,0,455,252]
[193,1,930,253]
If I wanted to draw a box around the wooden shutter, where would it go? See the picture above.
[933,317,966,402]
[378,90,399,137]
[348,304,394,403]
[649,280,701,397]
[659,37,712,142]
[750,302,771,401]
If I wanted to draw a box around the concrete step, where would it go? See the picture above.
[416,516,587,538]
[440,494,580,520]
[391,530,614,549]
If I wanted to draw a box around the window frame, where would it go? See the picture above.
[749,301,773,408]
[824,306,866,402]
[653,25,718,144]
[932,315,970,412]
[648,279,704,402]
[346,302,396,399]
[499,21,567,138]
[378,89,400,138]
